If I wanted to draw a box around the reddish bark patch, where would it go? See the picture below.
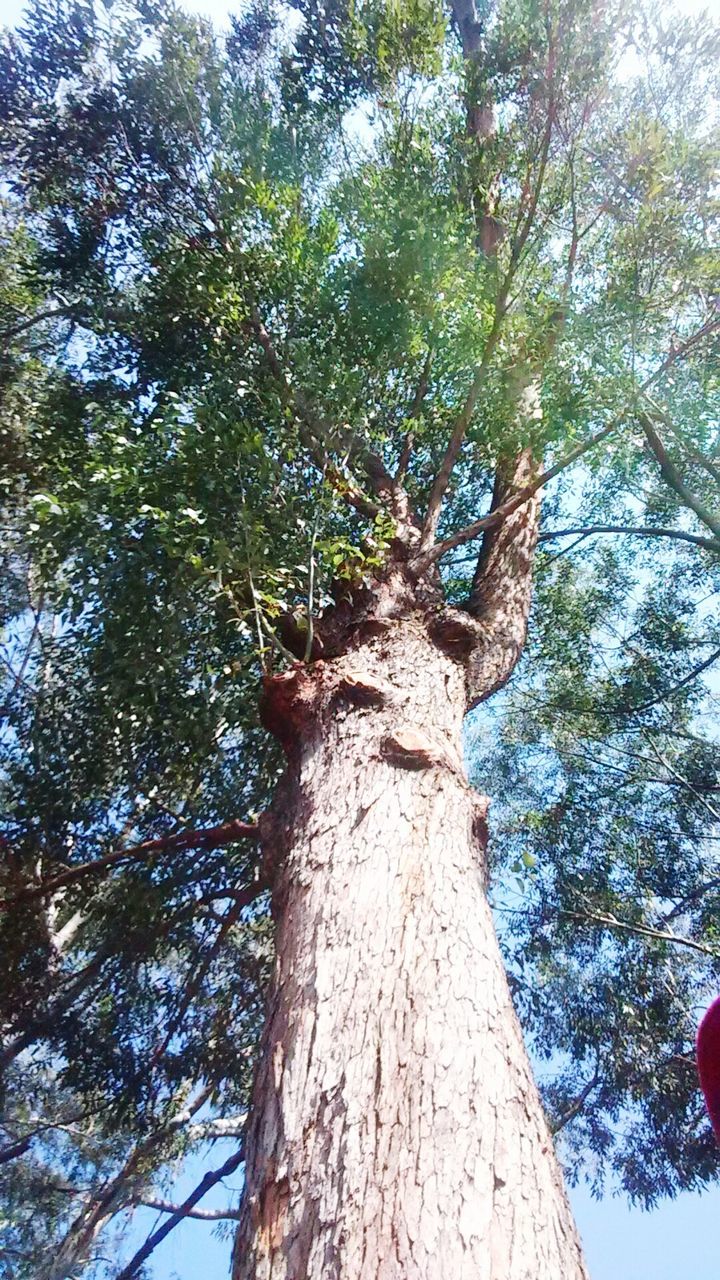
[257,1176,291,1252]
[260,665,323,754]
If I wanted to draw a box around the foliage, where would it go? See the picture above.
[471,537,720,1205]
[0,0,718,1272]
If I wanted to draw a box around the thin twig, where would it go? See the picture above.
[416,417,621,568]
[562,907,718,958]
[395,350,433,483]
[616,645,720,718]
[304,503,322,663]
[538,524,720,553]
[550,1068,602,1135]
[248,308,391,512]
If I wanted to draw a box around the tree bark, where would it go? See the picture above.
[465,443,541,706]
[232,608,588,1280]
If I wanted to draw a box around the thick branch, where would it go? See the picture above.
[428,440,543,707]
[642,392,720,484]
[115,1147,245,1280]
[465,444,541,705]
[419,13,556,553]
[664,426,720,487]
[640,412,720,538]
[450,0,484,56]
[661,877,720,928]
[185,1114,249,1142]
[0,304,77,344]
[0,818,261,910]
[0,1134,34,1165]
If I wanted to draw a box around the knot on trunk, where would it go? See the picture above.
[337,670,393,707]
[382,727,445,770]
[260,664,323,754]
[427,606,485,657]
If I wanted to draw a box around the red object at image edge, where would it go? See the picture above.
[697,997,720,1142]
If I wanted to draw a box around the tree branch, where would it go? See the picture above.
[640,412,720,539]
[248,308,393,513]
[146,894,252,1076]
[506,60,555,276]
[415,417,620,569]
[418,14,558,554]
[0,304,77,344]
[647,314,720,389]
[550,1069,601,1136]
[660,877,720,928]
[642,393,720,485]
[134,1196,242,1221]
[0,1134,34,1165]
[538,524,720,553]
[395,350,433,483]
[115,1147,245,1280]
[641,733,720,826]
[0,592,45,717]
[47,1087,213,1280]
[0,819,261,910]
[615,645,720,718]
[418,320,502,550]
[563,907,718,958]
[450,0,484,57]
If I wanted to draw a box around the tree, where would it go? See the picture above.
[1,0,719,1275]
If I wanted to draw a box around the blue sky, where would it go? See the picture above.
[3,0,719,1274]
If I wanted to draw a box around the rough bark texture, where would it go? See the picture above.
[465,444,541,706]
[232,608,588,1280]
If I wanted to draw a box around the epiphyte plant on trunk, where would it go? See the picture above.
[0,0,719,1275]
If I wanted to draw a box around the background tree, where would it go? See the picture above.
[0,0,718,1275]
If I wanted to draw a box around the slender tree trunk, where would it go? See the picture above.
[233,604,589,1279]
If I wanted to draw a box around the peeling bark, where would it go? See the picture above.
[233,610,588,1280]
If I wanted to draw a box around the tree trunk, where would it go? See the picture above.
[233,610,589,1280]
